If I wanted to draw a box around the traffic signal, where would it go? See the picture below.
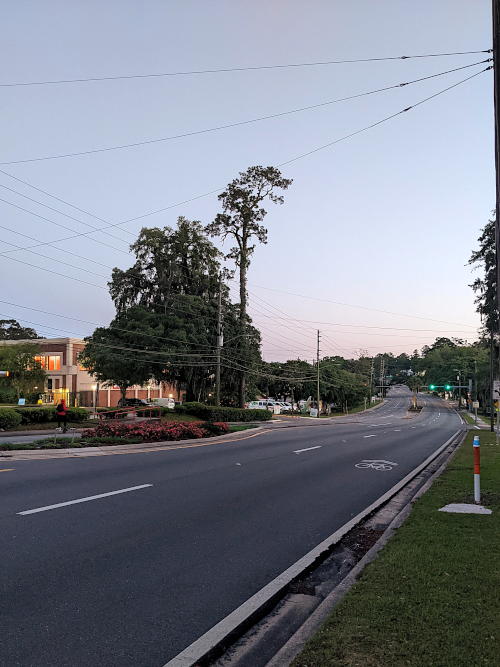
[0,370,9,377]
[445,384,451,390]
[429,384,435,390]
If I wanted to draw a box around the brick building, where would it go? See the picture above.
[3,337,182,407]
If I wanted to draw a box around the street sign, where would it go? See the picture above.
[494,381,500,400]
[473,401,479,408]
[309,408,318,417]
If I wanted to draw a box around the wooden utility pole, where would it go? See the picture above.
[215,274,222,407]
[317,330,321,417]
[493,1,500,429]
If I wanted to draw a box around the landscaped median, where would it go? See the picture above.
[0,419,234,450]
[291,431,499,667]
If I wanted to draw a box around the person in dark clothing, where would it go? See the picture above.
[56,398,67,432]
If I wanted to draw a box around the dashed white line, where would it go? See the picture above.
[17,484,153,515]
[293,446,322,454]
[364,435,377,438]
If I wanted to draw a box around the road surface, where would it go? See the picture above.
[0,388,462,666]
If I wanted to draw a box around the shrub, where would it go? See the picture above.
[15,407,56,424]
[12,406,89,424]
[175,402,272,422]
[82,419,230,442]
[65,407,89,423]
[0,408,22,430]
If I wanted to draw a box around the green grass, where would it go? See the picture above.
[327,400,383,418]
[161,413,202,424]
[0,436,147,450]
[8,421,92,431]
[229,424,259,432]
[292,432,500,667]
[460,411,479,426]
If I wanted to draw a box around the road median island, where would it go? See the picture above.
[0,422,269,459]
[289,431,499,667]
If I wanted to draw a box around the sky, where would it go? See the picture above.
[0,0,494,362]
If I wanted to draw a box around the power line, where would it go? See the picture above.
[1,65,488,261]
[0,196,132,256]
[1,60,490,166]
[0,181,133,244]
[246,283,478,328]
[278,66,491,167]
[1,50,490,87]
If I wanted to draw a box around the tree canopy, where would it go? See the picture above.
[0,319,40,340]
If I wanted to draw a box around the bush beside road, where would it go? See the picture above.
[291,431,499,667]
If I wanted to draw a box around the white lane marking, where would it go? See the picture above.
[364,434,377,438]
[293,446,322,454]
[394,429,401,431]
[355,459,398,471]
[17,484,153,515]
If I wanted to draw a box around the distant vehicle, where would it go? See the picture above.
[247,399,277,411]
[277,401,293,412]
[117,398,152,408]
[150,397,175,409]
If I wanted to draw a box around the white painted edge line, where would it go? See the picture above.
[293,446,322,454]
[17,484,153,515]
[162,429,462,667]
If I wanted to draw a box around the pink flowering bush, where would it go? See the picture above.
[82,420,229,443]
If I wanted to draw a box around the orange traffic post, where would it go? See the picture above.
[473,435,480,503]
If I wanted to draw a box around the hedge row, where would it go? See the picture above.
[83,420,230,442]
[0,407,89,430]
[171,402,272,422]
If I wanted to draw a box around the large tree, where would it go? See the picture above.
[109,216,223,313]
[205,166,292,406]
[87,217,263,402]
[0,342,46,399]
[469,215,498,338]
[0,319,40,340]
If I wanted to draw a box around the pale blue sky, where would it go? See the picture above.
[0,1,492,360]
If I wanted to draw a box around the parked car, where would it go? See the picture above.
[278,402,293,412]
[117,398,152,408]
[150,397,175,409]
[247,399,278,412]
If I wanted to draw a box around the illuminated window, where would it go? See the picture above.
[34,355,46,369]
[48,356,61,371]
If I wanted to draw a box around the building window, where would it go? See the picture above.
[34,355,46,369]
[48,356,61,371]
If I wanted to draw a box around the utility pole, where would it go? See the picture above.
[493,1,500,429]
[215,274,222,407]
[380,358,384,399]
[316,330,321,417]
[369,358,374,405]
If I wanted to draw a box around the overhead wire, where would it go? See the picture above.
[1,49,490,87]
[0,59,490,166]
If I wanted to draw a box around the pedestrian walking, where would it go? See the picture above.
[56,398,67,432]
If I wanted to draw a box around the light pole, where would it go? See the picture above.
[92,384,97,412]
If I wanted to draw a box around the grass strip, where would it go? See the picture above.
[460,410,479,426]
[292,432,500,667]
[229,424,259,432]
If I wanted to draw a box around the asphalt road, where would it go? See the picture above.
[0,388,462,667]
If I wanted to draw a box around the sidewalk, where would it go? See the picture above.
[289,431,499,667]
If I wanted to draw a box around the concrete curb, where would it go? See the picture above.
[263,429,467,667]
[162,429,462,667]
[0,426,272,460]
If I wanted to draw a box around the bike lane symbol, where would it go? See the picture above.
[355,459,398,471]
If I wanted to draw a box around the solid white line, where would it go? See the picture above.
[364,435,377,438]
[293,446,322,454]
[17,484,153,515]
